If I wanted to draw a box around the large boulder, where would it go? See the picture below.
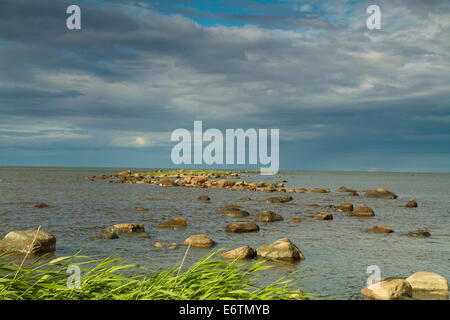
[256,238,305,262]
[184,234,215,248]
[106,223,145,233]
[225,222,260,233]
[406,272,449,292]
[219,246,256,260]
[364,188,398,199]
[405,199,418,208]
[254,210,283,222]
[315,212,333,220]
[348,205,375,217]
[0,230,56,254]
[156,217,187,229]
[361,278,412,300]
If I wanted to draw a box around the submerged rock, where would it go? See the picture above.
[369,225,394,233]
[184,234,215,248]
[225,222,260,233]
[223,209,250,218]
[315,212,333,220]
[0,230,56,254]
[33,202,49,208]
[254,210,283,222]
[256,238,304,262]
[348,205,375,217]
[106,223,145,234]
[364,188,398,199]
[408,229,431,238]
[266,195,293,204]
[219,246,256,260]
[361,278,412,300]
[197,195,210,201]
[156,217,187,228]
[405,199,418,208]
[137,207,149,211]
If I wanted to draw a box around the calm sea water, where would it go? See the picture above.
[0,167,449,299]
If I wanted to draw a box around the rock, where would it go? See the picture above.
[225,222,260,233]
[406,272,449,292]
[156,217,187,228]
[305,219,313,222]
[364,188,398,199]
[405,199,418,208]
[309,188,329,193]
[90,232,119,240]
[254,210,283,222]
[184,234,215,248]
[361,278,412,300]
[154,241,164,248]
[280,195,293,203]
[168,244,178,250]
[216,180,235,188]
[159,179,176,187]
[33,202,49,208]
[219,246,256,260]
[191,176,208,185]
[240,197,252,201]
[407,229,431,238]
[137,207,149,211]
[348,205,375,217]
[308,203,320,207]
[106,223,145,234]
[337,186,357,192]
[226,205,243,209]
[336,203,353,212]
[266,197,282,204]
[197,195,210,201]
[288,218,302,223]
[315,212,333,220]
[256,238,305,262]
[348,191,359,196]
[118,170,131,176]
[224,209,250,218]
[369,225,394,233]
[0,230,56,254]
[295,188,308,193]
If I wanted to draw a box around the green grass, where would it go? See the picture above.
[139,169,236,177]
[0,250,309,300]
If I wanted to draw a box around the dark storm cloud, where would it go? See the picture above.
[0,0,449,171]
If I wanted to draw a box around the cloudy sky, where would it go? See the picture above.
[0,0,449,172]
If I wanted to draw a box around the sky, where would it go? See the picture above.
[0,0,449,172]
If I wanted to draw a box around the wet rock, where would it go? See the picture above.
[407,229,431,238]
[336,203,353,212]
[168,244,178,250]
[225,222,260,233]
[288,218,302,223]
[405,199,418,208]
[309,188,329,193]
[295,188,308,193]
[184,234,215,248]
[226,205,243,209]
[256,238,305,262]
[156,217,187,229]
[364,188,398,199]
[266,197,282,203]
[197,195,210,201]
[90,232,119,240]
[348,191,359,196]
[254,210,284,222]
[280,195,293,202]
[308,203,320,207]
[348,205,375,217]
[266,195,293,204]
[154,241,164,248]
[337,186,357,192]
[315,212,333,220]
[33,202,49,208]
[369,225,394,233]
[0,230,56,254]
[240,197,252,201]
[106,223,145,234]
[216,180,235,188]
[224,209,250,218]
[361,278,412,300]
[406,272,449,292]
[137,207,149,211]
[219,246,256,260]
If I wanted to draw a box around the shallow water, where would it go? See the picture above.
[0,167,449,299]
